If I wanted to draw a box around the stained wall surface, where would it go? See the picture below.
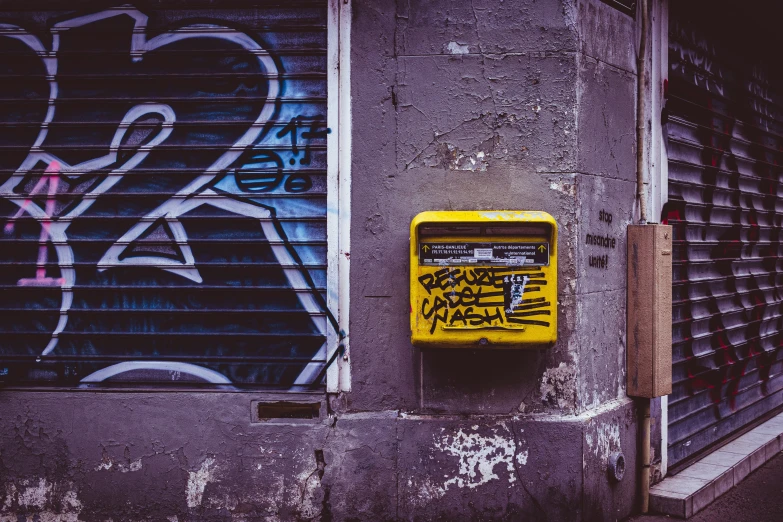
[350,0,639,418]
[0,1,645,520]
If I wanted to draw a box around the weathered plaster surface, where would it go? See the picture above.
[0,0,643,520]
[434,424,524,489]
[186,457,216,508]
[0,392,639,521]
[541,362,578,412]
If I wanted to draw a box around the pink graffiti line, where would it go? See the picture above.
[4,161,65,286]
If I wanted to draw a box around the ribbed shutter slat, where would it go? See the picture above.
[0,2,332,389]
[665,8,783,465]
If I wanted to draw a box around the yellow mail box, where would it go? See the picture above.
[410,211,558,348]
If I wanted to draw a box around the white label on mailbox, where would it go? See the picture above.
[420,242,549,266]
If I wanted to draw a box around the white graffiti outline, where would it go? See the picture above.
[0,8,330,385]
[81,361,232,385]
[0,99,177,356]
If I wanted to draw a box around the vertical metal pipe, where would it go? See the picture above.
[641,399,652,513]
[637,0,653,512]
[637,0,650,224]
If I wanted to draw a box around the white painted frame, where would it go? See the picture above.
[649,0,670,476]
[326,0,351,392]
[649,0,669,223]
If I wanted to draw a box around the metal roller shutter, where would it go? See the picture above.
[664,5,783,465]
[0,1,335,389]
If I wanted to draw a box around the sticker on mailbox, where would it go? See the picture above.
[420,242,549,266]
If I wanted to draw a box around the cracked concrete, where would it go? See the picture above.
[0,391,639,521]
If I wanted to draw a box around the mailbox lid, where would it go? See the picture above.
[411,210,558,238]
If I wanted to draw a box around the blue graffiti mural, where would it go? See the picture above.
[0,4,335,387]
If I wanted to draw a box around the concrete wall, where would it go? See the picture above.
[351,0,580,415]
[0,1,646,520]
[351,0,638,419]
[0,392,638,521]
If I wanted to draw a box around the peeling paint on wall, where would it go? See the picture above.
[94,451,142,473]
[586,421,621,464]
[406,476,446,508]
[436,143,490,171]
[119,458,142,473]
[17,479,50,509]
[434,424,526,491]
[186,457,216,508]
[292,454,325,520]
[0,479,82,522]
[445,41,469,54]
[540,362,577,411]
[549,178,577,198]
[516,449,529,466]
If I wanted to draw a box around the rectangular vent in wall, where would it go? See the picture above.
[253,401,322,422]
